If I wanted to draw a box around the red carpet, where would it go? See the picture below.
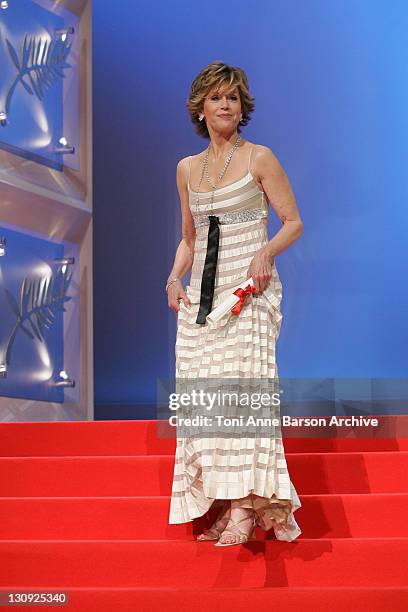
[0,420,407,610]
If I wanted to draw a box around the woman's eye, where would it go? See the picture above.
[211,95,238,100]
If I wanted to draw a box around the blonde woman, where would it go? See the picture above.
[167,61,304,547]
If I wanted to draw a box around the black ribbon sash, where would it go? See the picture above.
[196,215,220,324]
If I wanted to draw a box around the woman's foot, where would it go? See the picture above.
[197,501,231,541]
[215,502,256,547]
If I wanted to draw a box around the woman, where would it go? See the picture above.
[167,61,304,546]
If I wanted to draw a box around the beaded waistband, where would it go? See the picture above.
[193,207,267,229]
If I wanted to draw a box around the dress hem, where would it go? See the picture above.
[169,485,302,542]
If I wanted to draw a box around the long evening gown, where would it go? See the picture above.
[168,146,301,542]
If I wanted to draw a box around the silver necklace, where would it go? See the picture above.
[194,134,242,216]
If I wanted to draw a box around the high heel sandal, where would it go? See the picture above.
[196,503,231,542]
[214,511,257,547]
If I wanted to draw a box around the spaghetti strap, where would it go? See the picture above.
[247,146,254,173]
[187,156,192,191]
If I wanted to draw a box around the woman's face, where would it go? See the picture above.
[202,84,242,132]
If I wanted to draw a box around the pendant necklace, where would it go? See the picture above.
[194,134,242,216]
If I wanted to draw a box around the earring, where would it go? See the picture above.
[239,114,243,122]
[199,114,204,121]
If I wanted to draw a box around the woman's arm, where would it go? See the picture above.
[167,239,194,287]
[257,145,304,255]
[247,146,304,293]
[167,157,197,312]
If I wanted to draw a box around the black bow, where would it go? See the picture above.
[196,215,220,324]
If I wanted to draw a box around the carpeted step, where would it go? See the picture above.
[1,586,407,612]
[0,420,407,456]
[1,452,407,495]
[1,539,407,588]
[0,493,407,540]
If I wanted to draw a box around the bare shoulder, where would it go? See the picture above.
[179,150,206,164]
[176,155,193,190]
[176,155,191,174]
[177,151,207,187]
[250,143,284,178]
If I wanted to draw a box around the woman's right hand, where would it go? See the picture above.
[167,279,191,313]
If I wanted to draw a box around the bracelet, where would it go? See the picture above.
[165,277,179,292]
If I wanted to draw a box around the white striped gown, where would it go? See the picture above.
[168,149,302,542]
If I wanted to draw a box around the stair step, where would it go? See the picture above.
[0,420,407,456]
[0,493,407,540]
[1,452,407,495]
[1,539,407,587]
[1,586,407,612]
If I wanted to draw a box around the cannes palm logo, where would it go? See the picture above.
[1,266,73,367]
[2,32,72,119]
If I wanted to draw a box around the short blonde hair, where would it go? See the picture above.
[186,60,256,139]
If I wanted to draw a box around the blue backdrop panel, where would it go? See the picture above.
[93,0,408,416]
[0,0,68,169]
[0,225,65,402]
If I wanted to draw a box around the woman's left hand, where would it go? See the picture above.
[246,247,274,294]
